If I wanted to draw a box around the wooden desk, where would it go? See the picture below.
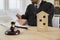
[0,25,60,40]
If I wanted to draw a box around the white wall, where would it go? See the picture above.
[0,0,54,23]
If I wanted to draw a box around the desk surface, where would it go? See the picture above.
[0,25,60,40]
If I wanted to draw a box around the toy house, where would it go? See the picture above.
[37,11,49,32]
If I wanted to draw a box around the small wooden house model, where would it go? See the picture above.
[37,11,49,32]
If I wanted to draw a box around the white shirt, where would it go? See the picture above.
[34,0,42,8]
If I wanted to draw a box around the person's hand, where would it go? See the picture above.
[17,19,27,25]
[16,13,21,19]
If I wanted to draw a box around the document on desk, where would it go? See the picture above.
[15,21,29,27]
[0,20,28,28]
[0,14,28,28]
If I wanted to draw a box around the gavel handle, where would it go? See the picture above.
[15,26,28,29]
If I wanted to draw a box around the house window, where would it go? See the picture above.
[43,23,46,25]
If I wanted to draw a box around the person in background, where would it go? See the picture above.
[16,0,54,27]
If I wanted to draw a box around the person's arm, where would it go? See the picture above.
[16,5,31,25]
[16,4,31,19]
[46,3,54,26]
[21,5,31,19]
[47,3,54,19]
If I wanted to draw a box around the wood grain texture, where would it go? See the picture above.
[37,11,49,32]
[0,25,60,40]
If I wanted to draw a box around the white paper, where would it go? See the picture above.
[0,19,28,28]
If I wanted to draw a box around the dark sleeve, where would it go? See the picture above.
[49,4,54,19]
[46,3,54,19]
[45,3,54,26]
[21,5,31,19]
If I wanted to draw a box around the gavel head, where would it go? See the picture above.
[11,22,15,24]
[11,22,15,27]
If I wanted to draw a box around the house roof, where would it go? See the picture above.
[37,11,49,16]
